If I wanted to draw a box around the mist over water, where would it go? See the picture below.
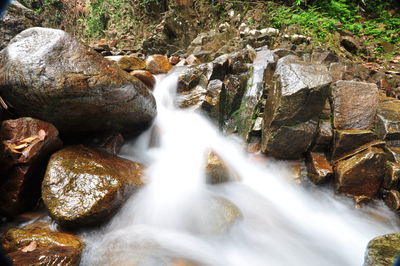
[82,68,399,266]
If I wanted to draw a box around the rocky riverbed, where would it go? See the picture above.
[1,1,400,265]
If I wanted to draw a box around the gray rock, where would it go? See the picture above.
[0,27,156,134]
[0,1,41,50]
[261,55,332,158]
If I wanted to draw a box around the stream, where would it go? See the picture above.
[81,67,399,266]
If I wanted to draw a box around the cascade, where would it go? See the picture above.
[82,62,399,266]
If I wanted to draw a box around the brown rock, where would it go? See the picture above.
[105,55,146,71]
[1,221,83,253]
[145,54,173,74]
[332,129,377,161]
[312,120,333,152]
[0,118,62,216]
[375,96,400,142]
[169,56,181,65]
[332,80,378,130]
[335,145,387,198]
[383,162,400,190]
[306,152,333,184]
[130,70,156,90]
[384,190,400,211]
[89,133,124,155]
[311,51,338,65]
[385,146,400,162]
[205,151,232,184]
[41,145,144,226]
[0,28,156,134]
[7,246,81,266]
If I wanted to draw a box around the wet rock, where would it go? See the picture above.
[364,233,400,266]
[288,160,308,185]
[145,54,172,74]
[0,1,41,50]
[332,81,378,130]
[384,190,400,212]
[89,133,124,155]
[262,55,331,158]
[130,70,156,90]
[332,129,377,161]
[169,56,180,65]
[375,96,400,143]
[222,73,249,124]
[385,146,400,163]
[0,27,156,134]
[335,145,387,198]
[234,48,276,140]
[0,118,62,216]
[104,55,146,71]
[340,36,361,54]
[7,246,81,266]
[1,221,83,252]
[41,145,144,227]
[208,197,242,234]
[205,151,232,184]
[201,79,224,122]
[312,120,333,152]
[306,152,333,184]
[383,162,400,190]
[263,119,318,160]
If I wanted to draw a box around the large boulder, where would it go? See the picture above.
[364,233,400,266]
[7,246,81,266]
[0,1,41,50]
[331,129,377,161]
[331,80,378,130]
[0,117,62,216]
[0,27,156,134]
[261,55,332,159]
[1,221,83,253]
[335,143,387,198]
[41,145,144,227]
[375,96,400,144]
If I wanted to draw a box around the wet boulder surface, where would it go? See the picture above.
[0,1,41,50]
[0,117,62,216]
[42,145,144,227]
[364,233,400,266]
[261,55,332,159]
[0,27,156,134]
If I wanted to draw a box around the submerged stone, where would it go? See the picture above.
[364,233,400,266]
[205,151,234,184]
[41,145,144,227]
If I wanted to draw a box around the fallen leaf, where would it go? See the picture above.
[38,129,46,140]
[21,241,37,252]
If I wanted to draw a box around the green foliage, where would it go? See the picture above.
[266,0,400,56]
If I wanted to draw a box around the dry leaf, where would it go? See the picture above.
[21,241,37,252]
[38,129,46,140]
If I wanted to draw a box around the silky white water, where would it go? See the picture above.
[82,67,399,266]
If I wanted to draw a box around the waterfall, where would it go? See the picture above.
[81,67,399,266]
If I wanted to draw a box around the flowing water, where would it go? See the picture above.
[82,66,399,266]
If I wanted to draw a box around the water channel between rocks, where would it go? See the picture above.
[81,68,399,266]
